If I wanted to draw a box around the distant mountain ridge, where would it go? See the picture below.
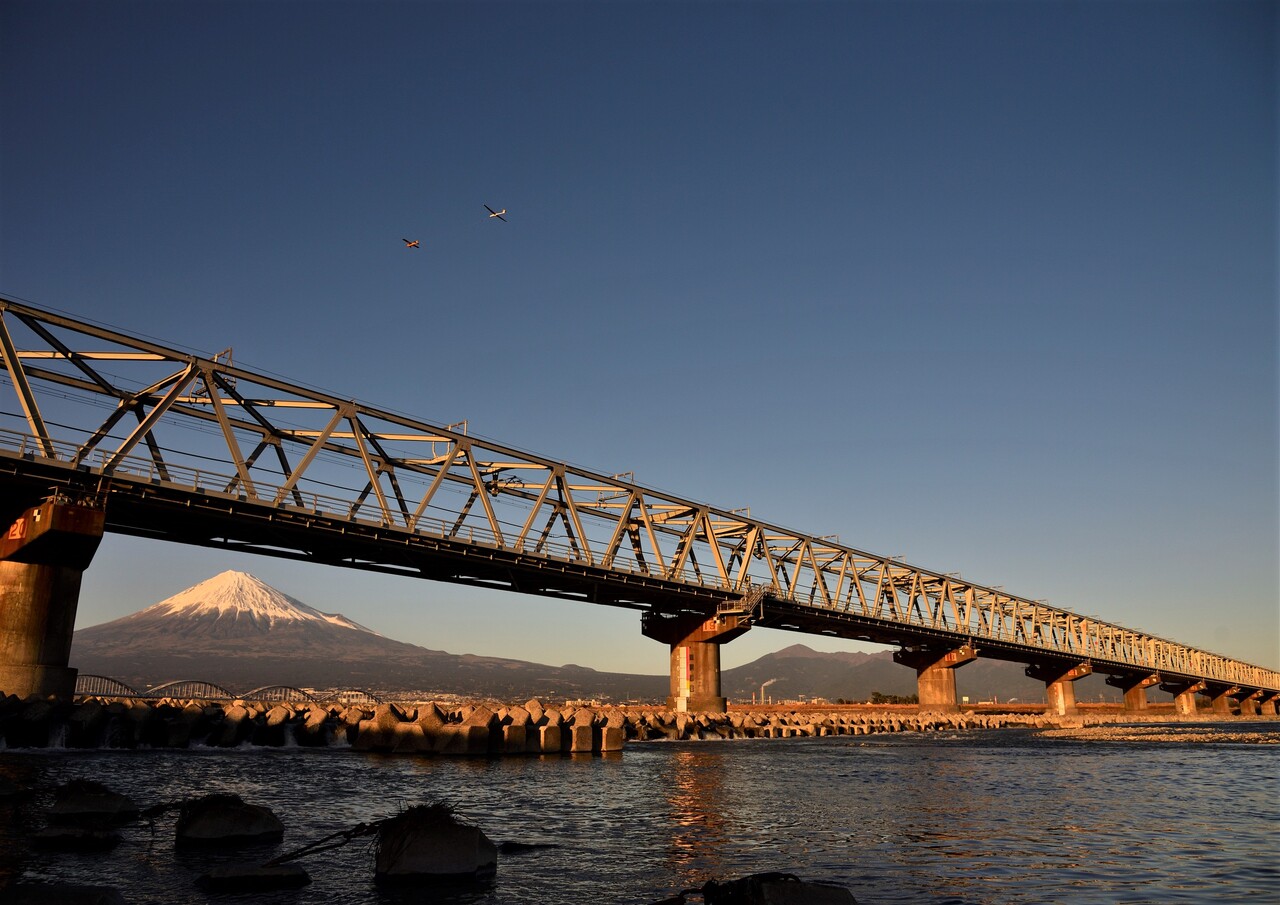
[71,572,1124,704]
[71,571,667,699]
[725,642,1052,703]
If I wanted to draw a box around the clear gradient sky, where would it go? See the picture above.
[2,1,1276,675]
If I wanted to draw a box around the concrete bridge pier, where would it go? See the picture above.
[892,644,977,713]
[1105,672,1159,712]
[1160,680,1205,716]
[0,498,105,700]
[1233,690,1260,716]
[642,609,749,713]
[1202,684,1239,715]
[1259,693,1279,716]
[1026,662,1091,716]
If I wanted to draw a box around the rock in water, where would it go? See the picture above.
[375,803,497,886]
[701,872,857,904]
[47,780,139,826]
[175,793,285,847]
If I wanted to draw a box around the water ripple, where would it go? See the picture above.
[1,729,1277,904]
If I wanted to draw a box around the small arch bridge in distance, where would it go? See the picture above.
[75,675,383,706]
[241,685,319,704]
[74,675,140,697]
[141,680,237,700]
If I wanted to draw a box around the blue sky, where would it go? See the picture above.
[3,0,1276,675]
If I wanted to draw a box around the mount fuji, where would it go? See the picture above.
[88,570,381,640]
[70,571,667,699]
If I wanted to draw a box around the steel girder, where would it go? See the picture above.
[1,297,1276,695]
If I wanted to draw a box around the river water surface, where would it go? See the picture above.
[2,725,1277,904]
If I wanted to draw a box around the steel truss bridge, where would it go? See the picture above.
[1,297,1276,701]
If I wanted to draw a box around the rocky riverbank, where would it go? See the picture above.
[1,694,1272,755]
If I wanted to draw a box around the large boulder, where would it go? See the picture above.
[47,780,139,827]
[175,793,284,847]
[375,804,497,886]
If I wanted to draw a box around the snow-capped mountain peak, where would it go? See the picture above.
[137,570,379,635]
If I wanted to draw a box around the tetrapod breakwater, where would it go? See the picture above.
[0,694,1101,755]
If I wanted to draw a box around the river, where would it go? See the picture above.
[2,724,1277,904]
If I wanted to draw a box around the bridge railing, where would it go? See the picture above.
[0,424,715,589]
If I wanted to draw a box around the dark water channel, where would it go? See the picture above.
[2,725,1277,904]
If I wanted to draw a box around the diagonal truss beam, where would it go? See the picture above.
[0,311,54,456]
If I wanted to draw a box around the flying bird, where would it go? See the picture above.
[484,205,508,222]
[402,239,420,249]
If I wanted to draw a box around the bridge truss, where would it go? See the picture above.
[1,298,1276,695]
